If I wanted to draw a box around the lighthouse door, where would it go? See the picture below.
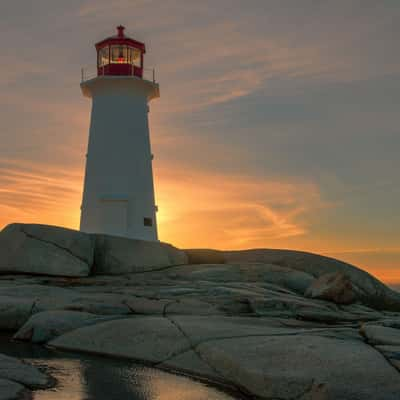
[99,199,128,237]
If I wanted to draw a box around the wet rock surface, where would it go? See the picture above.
[0,378,26,400]
[0,223,400,399]
[0,352,52,399]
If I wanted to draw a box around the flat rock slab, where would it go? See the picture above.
[375,345,400,371]
[361,324,400,346]
[159,349,223,380]
[170,316,299,345]
[48,314,400,399]
[0,285,132,316]
[165,299,223,316]
[0,284,93,330]
[0,296,34,331]
[0,284,78,301]
[197,334,400,400]
[33,291,131,315]
[0,378,26,400]
[14,310,123,343]
[379,318,400,329]
[50,317,191,363]
[0,353,50,389]
[93,234,188,275]
[0,224,94,277]
[124,297,223,316]
[124,298,172,315]
[295,307,359,323]
[52,293,132,315]
[155,263,314,294]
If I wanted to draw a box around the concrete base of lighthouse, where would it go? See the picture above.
[80,76,159,241]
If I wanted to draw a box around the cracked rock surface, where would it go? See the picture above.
[0,223,400,399]
[0,224,94,277]
[0,224,187,278]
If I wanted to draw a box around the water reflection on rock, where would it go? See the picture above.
[0,337,238,400]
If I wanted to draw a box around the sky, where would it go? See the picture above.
[0,0,399,285]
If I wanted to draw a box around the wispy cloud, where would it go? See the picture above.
[155,164,326,248]
[0,159,83,230]
[78,0,154,18]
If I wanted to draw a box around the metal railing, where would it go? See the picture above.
[81,68,96,82]
[143,68,156,83]
[81,66,156,83]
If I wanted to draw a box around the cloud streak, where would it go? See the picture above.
[155,164,326,249]
[0,159,83,230]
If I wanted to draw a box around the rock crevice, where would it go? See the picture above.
[20,227,91,266]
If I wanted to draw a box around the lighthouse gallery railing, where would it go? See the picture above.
[80,67,156,83]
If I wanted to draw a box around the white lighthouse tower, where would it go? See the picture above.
[80,26,159,241]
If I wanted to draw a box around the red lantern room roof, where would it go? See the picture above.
[94,26,147,78]
[95,25,146,53]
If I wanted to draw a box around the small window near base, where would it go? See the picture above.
[144,217,153,227]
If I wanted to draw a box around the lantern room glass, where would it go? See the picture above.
[130,48,141,67]
[98,47,109,67]
[98,46,141,67]
[111,45,127,63]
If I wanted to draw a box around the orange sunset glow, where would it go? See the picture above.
[0,154,398,285]
[0,1,399,289]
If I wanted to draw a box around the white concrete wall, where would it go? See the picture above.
[80,76,159,241]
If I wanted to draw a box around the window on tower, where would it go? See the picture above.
[143,217,153,227]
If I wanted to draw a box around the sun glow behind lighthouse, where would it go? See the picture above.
[0,156,399,286]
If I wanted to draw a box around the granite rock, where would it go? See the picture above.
[14,310,122,343]
[93,234,188,275]
[0,224,94,277]
[305,271,356,304]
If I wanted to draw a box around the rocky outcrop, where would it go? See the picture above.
[224,248,400,311]
[184,249,226,265]
[93,234,188,274]
[0,266,396,400]
[48,316,400,400]
[0,224,94,277]
[305,271,356,304]
[0,224,189,278]
[0,223,400,399]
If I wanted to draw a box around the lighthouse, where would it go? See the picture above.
[80,26,159,241]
